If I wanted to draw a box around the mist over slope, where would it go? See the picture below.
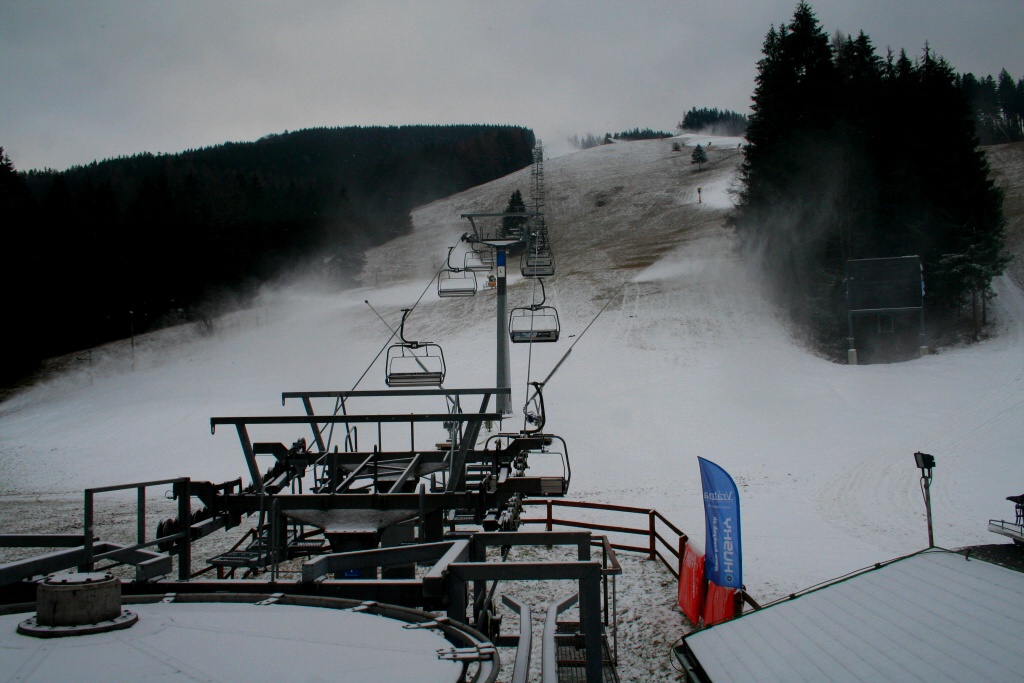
[1,136,1021,614]
[985,141,1024,289]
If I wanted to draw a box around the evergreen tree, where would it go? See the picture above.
[690,144,708,169]
[732,3,1008,356]
[678,107,748,135]
[996,69,1023,140]
[0,148,44,381]
[733,2,841,326]
[502,189,527,238]
[960,69,1024,144]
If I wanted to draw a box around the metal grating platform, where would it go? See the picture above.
[554,622,619,683]
[208,550,268,568]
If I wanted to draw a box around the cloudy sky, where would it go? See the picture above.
[2,1,1021,171]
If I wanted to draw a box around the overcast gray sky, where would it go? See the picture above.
[2,1,1021,171]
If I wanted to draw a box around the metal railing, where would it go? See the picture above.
[521,499,688,579]
[83,477,191,580]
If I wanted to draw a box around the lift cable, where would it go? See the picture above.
[318,245,455,452]
[524,279,628,408]
[520,276,543,431]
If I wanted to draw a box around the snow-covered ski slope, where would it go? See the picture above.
[1,136,1021,604]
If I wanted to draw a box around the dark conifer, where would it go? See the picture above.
[732,3,1008,355]
[690,144,708,169]
[502,189,528,238]
[5,126,537,368]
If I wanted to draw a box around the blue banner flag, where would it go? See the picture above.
[698,457,742,588]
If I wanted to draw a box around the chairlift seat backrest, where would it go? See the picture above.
[438,270,478,297]
[510,307,560,342]
[464,252,491,272]
[521,262,555,278]
[386,345,446,387]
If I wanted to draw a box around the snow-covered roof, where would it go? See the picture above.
[678,549,1024,682]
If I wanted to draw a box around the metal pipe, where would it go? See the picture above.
[496,246,511,415]
[82,490,94,572]
[177,479,191,581]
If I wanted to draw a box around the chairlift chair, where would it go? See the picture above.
[463,249,492,272]
[510,309,559,342]
[385,309,446,387]
[524,250,553,267]
[522,246,554,277]
[484,383,571,493]
[438,247,478,297]
[484,432,570,494]
[509,280,560,343]
[438,270,478,297]
[530,433,570,494]
[522,383,570,492]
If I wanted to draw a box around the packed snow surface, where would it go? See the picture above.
[1,137,1021,680]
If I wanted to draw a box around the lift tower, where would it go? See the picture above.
[460,212,539,415]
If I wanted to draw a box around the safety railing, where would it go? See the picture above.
[521,499,688,579]
[84,477,191,580]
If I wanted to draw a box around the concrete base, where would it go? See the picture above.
[19,572,138,638]
[919,346,929,358]
[847,349,858,366]
[36,572,121,626]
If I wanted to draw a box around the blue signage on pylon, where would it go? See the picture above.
[699,457,742,588]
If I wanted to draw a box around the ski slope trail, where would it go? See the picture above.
[371,137,1023,599]
[819,275,1024,555]
[1,137,1021,612]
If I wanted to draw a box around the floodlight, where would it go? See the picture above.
[914,451,935,470]
[914,452,936,548]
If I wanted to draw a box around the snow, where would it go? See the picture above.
[1,136,1021,681]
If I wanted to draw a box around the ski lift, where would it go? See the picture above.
[523,383,570,491]
[484,383,571,493]
[385,309,445,387]
[509,279,560,343]
[524,250,553,267]
[438,247,477,297]
[463,249,492,272]
[439,270,478,296]
[521,248,555,278]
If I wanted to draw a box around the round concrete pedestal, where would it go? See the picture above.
[17,572,138,638]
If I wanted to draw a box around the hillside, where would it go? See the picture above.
[1,135,1021,681]
[3,125,535,378]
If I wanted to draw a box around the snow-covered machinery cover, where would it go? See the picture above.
[1,593,497,682]
[675,548,1024,682]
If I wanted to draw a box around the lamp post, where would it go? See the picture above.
[914,451,936,548]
